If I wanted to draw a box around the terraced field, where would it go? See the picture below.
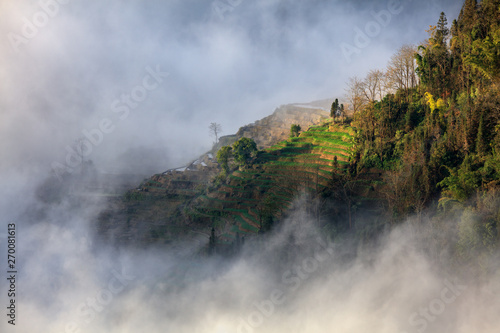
[99,120,389,248]
[192,122,356,241]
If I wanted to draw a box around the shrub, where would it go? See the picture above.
[290,124,301,137]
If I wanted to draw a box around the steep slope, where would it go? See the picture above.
[97,101,331,245]
[96,115,389,251]
[191,122,356,240]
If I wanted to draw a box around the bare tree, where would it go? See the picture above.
[386,44,418,92]
[362,69,385,102]
[209,122,222,145]
[382,70,397,96]
[344,76,367,115]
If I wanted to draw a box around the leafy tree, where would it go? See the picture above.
[438,155,482,202]
[216,145,232,172]
[464,26,500,82]
[232,137,257,166]
[424,92,445,113]
[257,195,278,233]
[290,124,301,137]
[339,103,346,123]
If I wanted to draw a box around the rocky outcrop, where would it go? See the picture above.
[216,101,330,150]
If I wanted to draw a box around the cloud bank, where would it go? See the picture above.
[1,193,499,333]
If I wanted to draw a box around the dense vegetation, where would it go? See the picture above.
[200,123,356,241]
[97,0,500,264]
[205,0,500,258]
[335,0,500,262]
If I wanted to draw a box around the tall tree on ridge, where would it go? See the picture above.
[387,45,418,100]
[209,122,222,145]
[331,98,339,119]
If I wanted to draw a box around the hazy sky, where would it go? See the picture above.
[0,0,462,178]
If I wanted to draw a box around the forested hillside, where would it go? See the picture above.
[98,0,500,264]
[340,0,500,262]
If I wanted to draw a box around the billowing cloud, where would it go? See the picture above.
[2,193,499,333]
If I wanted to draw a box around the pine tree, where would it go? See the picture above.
[458,0,477,31]
[436,12,450,46]
[330,99,339,119]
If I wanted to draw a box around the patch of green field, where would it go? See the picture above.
[301,131,352,139]
[312,137,353,147]
[241,211,259,225]
[234,215,259,233]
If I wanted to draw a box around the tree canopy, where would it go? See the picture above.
[232,137,258,166]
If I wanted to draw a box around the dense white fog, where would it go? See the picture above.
[2,194,499,333]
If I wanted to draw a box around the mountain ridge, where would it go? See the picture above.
[96,99,338,247]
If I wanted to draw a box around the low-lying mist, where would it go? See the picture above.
[3,192,499,333]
